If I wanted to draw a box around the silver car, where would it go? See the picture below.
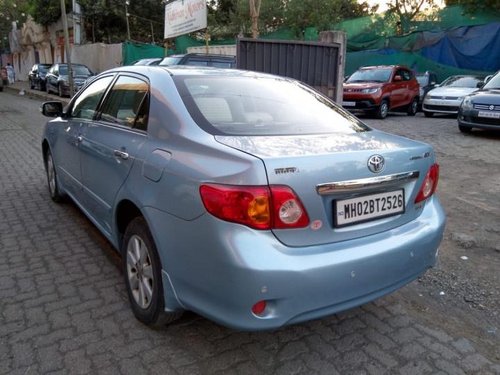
[41,66,445,330]
[422,75,484,117]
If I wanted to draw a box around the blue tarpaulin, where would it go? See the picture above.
[421,23,500,72]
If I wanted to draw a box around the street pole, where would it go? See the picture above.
[125,0,131,40]
[60,0,74,97]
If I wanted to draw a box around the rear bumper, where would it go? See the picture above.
[145,195,445,331]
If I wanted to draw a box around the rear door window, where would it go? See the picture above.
[98,75,149,131]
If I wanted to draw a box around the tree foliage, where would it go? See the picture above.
[283,0,375,37]
[27,0,71,27]
[444,0,500,14]
[78,0,165,43]
[209,0,375,40]
[385,0,441,34]
[3,0,453,48]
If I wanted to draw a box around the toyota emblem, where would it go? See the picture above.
[368,155,385,173]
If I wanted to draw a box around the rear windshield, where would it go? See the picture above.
[175,75,369,136]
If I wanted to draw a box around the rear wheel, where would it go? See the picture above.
[407,98,418,116]
[375,100,389,119]
[122,217,183,328]
[424,111,434,118]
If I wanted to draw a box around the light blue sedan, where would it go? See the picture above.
[41,66,445,330]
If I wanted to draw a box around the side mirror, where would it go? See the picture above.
[41,101,64,118]
[476,81,484,88]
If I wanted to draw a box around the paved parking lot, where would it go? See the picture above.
[0,89,499,374]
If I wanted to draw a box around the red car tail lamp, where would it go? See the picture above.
[200,184,310,230]
[415,163,440,204]
[251,300,267,316]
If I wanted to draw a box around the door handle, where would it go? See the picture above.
[114,150,129,160]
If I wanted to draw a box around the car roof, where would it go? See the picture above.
[103,65,284,80]
[359,65,404,70]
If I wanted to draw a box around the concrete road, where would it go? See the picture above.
[0,90,499,374]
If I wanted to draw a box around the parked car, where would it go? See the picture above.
[28,63,52,91]
[45,63,94,97]
[159,53,236,68]
[40,65,445,330]
[131,58,162,66]
[416,71,438,110]
[342,65,420,119]
[422,75,484,117]
[458,71,500,133]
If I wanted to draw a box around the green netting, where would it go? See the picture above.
[122,41,165,65]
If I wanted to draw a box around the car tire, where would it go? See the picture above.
[424,111,434,118]
[459,124,472,133]
[122,217,183,328]
[375,100,389,119]
[45,149,64,202]
[407,98,418,116]
[46,83,51,94]
[30,79,34,89]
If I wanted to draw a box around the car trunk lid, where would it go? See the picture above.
[216,131,436,247]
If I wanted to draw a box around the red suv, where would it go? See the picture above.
[343,65,420,119]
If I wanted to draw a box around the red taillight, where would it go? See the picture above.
[415,164,439,203]
[199,184,309,230]
[251,300,267,315]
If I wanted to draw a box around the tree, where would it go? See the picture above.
[27,0,71,27]
[283,0,374,37]
[385,0,441,34]
[249,0,261,38]
[444,0,500,14]
[78,0,164,44]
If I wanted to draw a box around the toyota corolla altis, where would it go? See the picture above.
[41,66,445,330]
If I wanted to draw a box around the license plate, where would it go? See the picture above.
[343,101,355,107]
[478,111,500,119]
[335,190,405,227]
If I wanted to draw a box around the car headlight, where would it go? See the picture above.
[461,96,473,111]
[361,88,379,94]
